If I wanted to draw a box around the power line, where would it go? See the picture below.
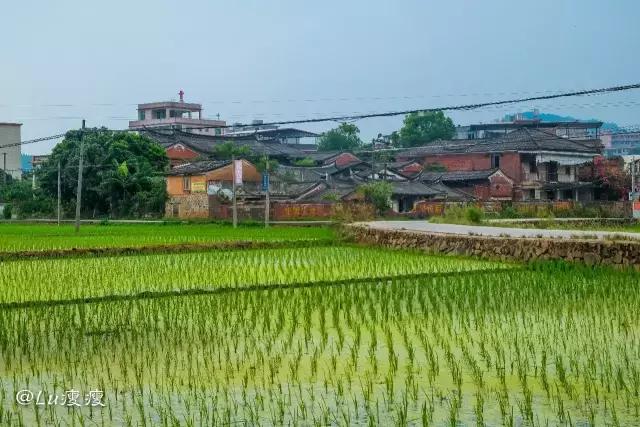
[10,98,640,123]
[7,82,640,147]
[140,82,640,131]
[0,84,636,109]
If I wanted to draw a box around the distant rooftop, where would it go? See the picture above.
[137,101,202,111]
[461,121,603,131]
[138,90,202,111]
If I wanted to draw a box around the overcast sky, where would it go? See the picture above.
[2,0,640,154]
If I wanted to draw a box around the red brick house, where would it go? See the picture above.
[143,129,318,167]
[420,169,514,200]
[397,128,602,201]
[165,142,200,167]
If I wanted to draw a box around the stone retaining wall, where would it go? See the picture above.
[342,225,640,267]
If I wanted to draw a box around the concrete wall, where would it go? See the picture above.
[343,225,640,267]
[0,124,22,179]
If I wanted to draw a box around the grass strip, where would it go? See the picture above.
[0,238,336,262]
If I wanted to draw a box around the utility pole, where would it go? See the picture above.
[632,156,636,200]
[2,153,6,186]
[264,154,270,228]
[57,161,61,226]
[74,120,85,232]
[232,155,237,228]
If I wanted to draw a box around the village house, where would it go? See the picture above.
[277,160,472,212]
[396,128,602,201]
[454,119,602,140]
[129,92,227,136]
[300,151,361,167]
[419,169,514,201]
[165,159,261,218]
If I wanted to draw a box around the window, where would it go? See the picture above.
[138,110,146,121]
[529,189,536,200]
[547,162,558,182]
[529,162,537,173]
[183,176,191,191]
[153,109,167,119]
[490,154,501,168]
[215,128,222,136]
[565,166,571,175]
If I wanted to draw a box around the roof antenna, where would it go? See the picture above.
[179,90,185,102]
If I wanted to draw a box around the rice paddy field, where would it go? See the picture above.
[0,224,639,425]
[0,223,334,252]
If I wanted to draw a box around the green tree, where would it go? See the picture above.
[254,155,279,173]
[358,181,393,215]
[214,141,250,160]
[398,111,455,147]
[318,123,362,152]
[1,177,55,218]
[37,128,169,218]
[293,157,316,167]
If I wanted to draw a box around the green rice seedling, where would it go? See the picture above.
[0,223,335,253]
[0,247,638,425]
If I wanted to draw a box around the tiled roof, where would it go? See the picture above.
[167,160,230,175]
[420,168,500,183]
[227,128,319,139]
[304,151,342,162]
[257,182,321,197]
[276,164,340,182]
[425,182,475,201]
[390,181,445,196]
[143,129,311,159]
[397,128,602,158]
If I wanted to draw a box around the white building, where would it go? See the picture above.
[128,91,226,136]
[0,123,22,179]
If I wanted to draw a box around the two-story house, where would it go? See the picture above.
[396,128,602,201]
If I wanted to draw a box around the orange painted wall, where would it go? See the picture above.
[166,175,208,196]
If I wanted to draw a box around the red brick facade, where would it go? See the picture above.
[471,174,515,200]
[423,152,521,182]
[166,143,200,167]
[398,162,423,176]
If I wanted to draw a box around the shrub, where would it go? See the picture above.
[2,204,12,220]
[294,157,316,167]
[499,205,520,219]
[464,206,484,224]
[358,181,392,216]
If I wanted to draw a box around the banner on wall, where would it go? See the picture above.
[234,160,243,186]
[191,181,206,193]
